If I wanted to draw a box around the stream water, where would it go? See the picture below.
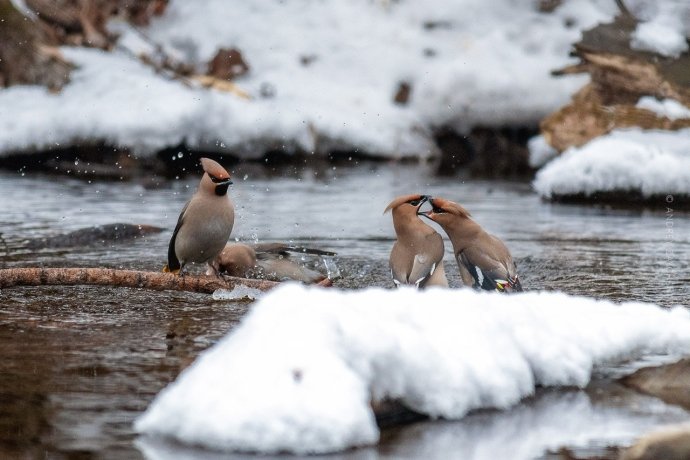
[1,161,688,459]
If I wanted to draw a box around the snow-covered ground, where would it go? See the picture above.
[135,284,690,455]
[532,128,690,200]
[3,0,688,191]
[0,0,632,159]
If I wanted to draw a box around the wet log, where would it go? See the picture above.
[542,14,690,152]
[0,267,279,294]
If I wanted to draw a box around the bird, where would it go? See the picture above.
[384,194,448,289]
[419,196,522,292]
[214,242,336,284]
[163,157,234,276]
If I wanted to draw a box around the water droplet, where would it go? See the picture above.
[243,174,248,181]
[177,152,183,158]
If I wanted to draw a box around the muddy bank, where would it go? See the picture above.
[0,124,538,181]
[544,192,690,211]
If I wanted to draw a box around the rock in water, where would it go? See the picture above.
[24,223,163,249]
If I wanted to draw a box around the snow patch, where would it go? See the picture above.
[533,128,690,199]
[528,134,558,168]
[135,284,690,454]
[636,96,690,121]
[212,286,263,301]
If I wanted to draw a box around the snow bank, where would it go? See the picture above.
[135,284,690,454]
[0,0,613,158]
[135,390,690,460]
[533,128,690,200]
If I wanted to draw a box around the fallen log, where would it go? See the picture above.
[0,267,280,294]
[542,13,690,152]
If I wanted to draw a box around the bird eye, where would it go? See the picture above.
[209,175,225,184]
[433,206,445,213]
[409,200,420,206]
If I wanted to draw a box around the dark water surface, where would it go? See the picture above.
[1,163,688,459]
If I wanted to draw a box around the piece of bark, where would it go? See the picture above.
[393,81,411,105]
[0,267,279,294]
[207,48,249,80]
[190,75,251,99]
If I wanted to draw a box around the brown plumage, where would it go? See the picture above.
[385,194,448,289]
[214,242,334,284]
[164,157,235,275]
[420,197,522,292]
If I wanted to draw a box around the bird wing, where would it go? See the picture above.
[253,242,337,257]
[458,242,521,292]
[165,200,190,272]
[407,253,441,288]
[256,258,325,283]
[406,232,445,288]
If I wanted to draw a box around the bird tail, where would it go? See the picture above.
[162,263,181,275]
[509,275,523,292]
[495,276,523,292]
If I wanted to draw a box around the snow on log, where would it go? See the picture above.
[542,13,690,152]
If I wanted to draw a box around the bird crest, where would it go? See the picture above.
[200,157,231,180]
[430,198,472,218]
[384,194,427,214]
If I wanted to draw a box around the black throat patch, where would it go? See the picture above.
[215,183,230,196]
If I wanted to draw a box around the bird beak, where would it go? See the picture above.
[417,195,434,219]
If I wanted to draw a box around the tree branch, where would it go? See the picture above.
[0,267,279,294]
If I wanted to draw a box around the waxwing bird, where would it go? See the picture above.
[214,242,336,284]
[420,197,522,292]
[164,157,235,275]
[385,194,448,289]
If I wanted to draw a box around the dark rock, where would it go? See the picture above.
[620,358,690,410]
[24,223,164,250]
[434,126,537,178]
[620,424,690,460]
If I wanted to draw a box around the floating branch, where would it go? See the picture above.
[0,267,280,294]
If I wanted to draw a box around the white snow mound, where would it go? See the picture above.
[135,284,690,454]
[533,128,690,199]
